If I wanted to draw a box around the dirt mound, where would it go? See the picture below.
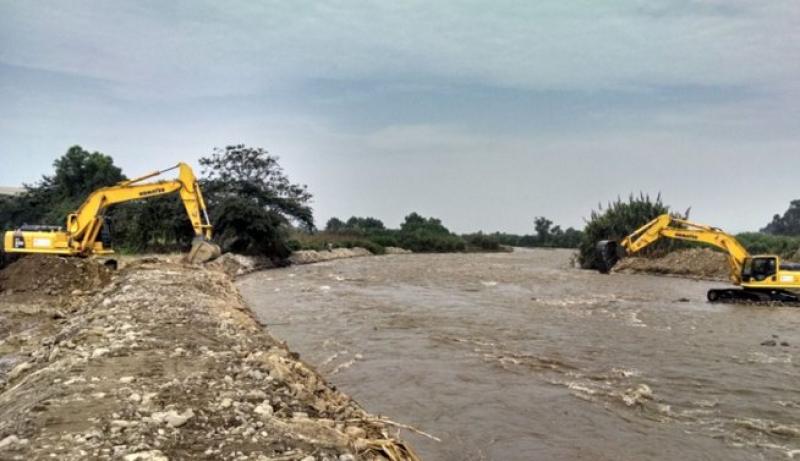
[0,255,112,296]
[203,253,277,277]
[613,248,730,281]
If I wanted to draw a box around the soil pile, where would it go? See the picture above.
[613,248,730,281]
[204,253,277,278]
[0,255,112,296]
[0,257,418,461]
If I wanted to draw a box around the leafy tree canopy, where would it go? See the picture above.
[325,216,385,234]
[762,200,800,236]
[199,144,314,258]
[0,146,125,228]
[49,146,125,201]
[325,217,346,233]
[400,212,450,235]
[577,193,676,269]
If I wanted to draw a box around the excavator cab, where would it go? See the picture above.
[741,256,778,283]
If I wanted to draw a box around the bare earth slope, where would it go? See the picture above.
[613,248,730,281]
[0,257,417,461]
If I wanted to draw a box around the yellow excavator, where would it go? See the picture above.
[1,163,221,269]
[596,214,800,303]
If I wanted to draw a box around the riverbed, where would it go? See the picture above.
[238,248,800,460]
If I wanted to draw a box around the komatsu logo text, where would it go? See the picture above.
[139,187,166,197]
[675,232,698,240]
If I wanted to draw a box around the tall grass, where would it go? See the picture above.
[577,193,684,269]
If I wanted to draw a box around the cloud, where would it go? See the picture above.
[1,1,798,233]
[2,0,798,98]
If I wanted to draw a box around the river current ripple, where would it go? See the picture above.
[239,249,800,461]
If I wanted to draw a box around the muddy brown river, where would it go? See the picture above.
[238,249,800,460]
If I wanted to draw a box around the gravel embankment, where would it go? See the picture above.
[0,256,418,461]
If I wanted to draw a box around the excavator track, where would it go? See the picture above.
[707,288,800,306]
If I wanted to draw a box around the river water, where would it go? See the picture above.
[238,248,800,460]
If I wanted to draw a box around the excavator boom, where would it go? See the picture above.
[2,162,220,265]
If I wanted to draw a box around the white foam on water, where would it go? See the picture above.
[627,311,647,328]
[567,382,599,395]
[693,399,719,408]
[611,367,640,378]
[748,352,792,364]
[620,384,653,406]
[330,359,356,375]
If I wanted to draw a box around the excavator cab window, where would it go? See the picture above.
[749,257,777,282]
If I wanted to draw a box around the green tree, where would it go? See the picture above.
[49,146,124,201]
[578,193,676,269]
[343,216,385,233]
[762,200,800,235]
[200,144,314,258]
[325,217,346,232]
[0,146,125,229]
[534,216,554,246]
[398,212,465,252]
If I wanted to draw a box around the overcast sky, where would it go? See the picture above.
[1,1,799,233]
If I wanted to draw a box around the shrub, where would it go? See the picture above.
[369,232,401,248]
[463,232,502,251]
[399,230,466,252]
[578,193,682,269]
[340,239,386,255]
[287,230,387,255]
[397,213,466,252]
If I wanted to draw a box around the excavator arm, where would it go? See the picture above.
[597,214,750,284]
[66,163,213,253]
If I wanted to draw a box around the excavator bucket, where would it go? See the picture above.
[595,240,621,274]
[186,238,222,264]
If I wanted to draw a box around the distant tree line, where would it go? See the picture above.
[486,217,583,249]
[300,214,585,254]
[294,212,468,254]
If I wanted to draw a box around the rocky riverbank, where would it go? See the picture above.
[0,256,419,460]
